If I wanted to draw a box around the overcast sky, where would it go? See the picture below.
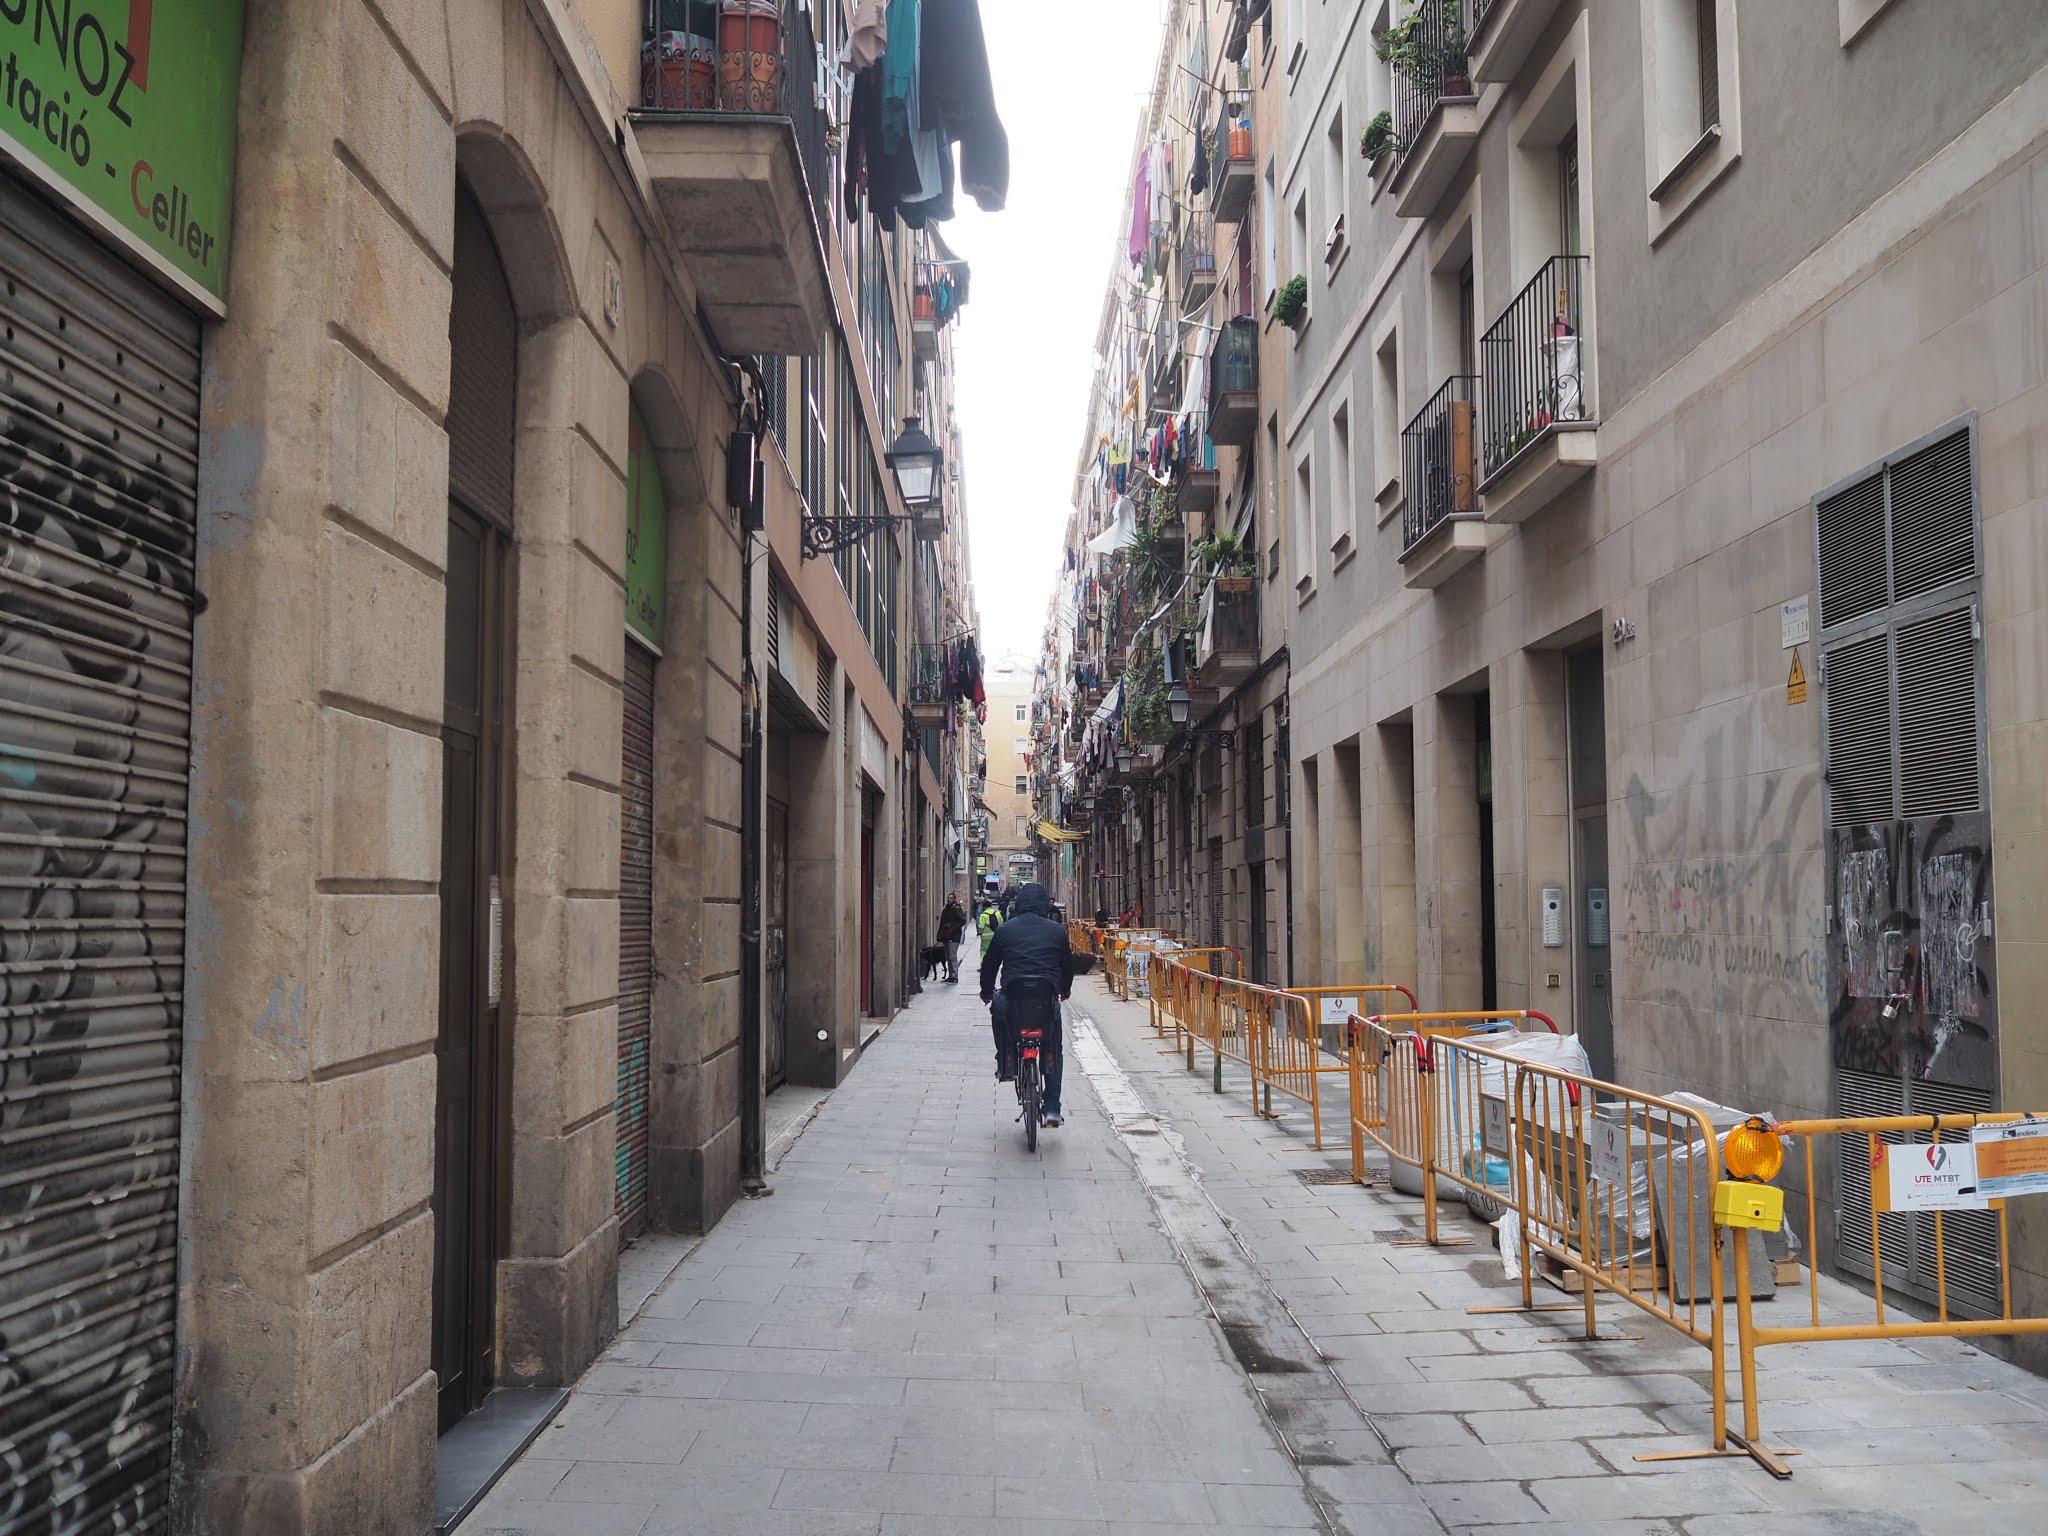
[945,0,1170,667]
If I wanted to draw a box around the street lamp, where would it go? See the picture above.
[801,415,947,557]
[884,415,943,505]
[1167,681,1191,726]
[1115,745,1135,775]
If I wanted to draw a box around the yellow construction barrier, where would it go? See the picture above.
[1345,1012,1556,1199]
[1722,1112,2048,1477]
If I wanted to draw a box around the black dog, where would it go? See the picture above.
[919,944,948,981]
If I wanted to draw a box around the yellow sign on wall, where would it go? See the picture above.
[1786,648,1808,705]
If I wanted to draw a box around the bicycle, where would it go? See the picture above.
[1016,1021,1044,1153]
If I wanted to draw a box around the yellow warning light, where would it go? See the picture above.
[1723,1117,1785,1182]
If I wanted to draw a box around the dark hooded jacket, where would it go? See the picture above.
[979,883,1075,1000]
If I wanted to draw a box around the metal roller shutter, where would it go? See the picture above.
[615,644,656,1237]
[1,172,202,1533]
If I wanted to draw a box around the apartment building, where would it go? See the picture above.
[0,0,998,1529]
[1282,0,2048,1337]
[1036,0,1293,979]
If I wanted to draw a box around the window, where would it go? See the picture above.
[1015,704,1027,721]
[1015,775,1028,796]
[1641,0,1740,239]
[1695,0,1720,131]
[1329,396,1356,559]
[1260,161,1279,308]
[1015,815,1030,838]
[1558,130,1582,255]
[1265,413,1284,580]
[1242,719,1266,830]
[1371,311,1402,507]
[1015,738,1028,758]
[1290,193,1310,288]
[1293,451,1315,598]
[1323,109,1348,265]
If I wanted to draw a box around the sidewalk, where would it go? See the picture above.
[1079,975,2048,1534]
[459,976,2048,1536]
[458,978,1420,1536]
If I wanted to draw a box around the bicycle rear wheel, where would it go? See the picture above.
[1021,1059,1040,1152]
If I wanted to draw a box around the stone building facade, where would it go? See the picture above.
[0,0,992,1530]
[1037,0,1293,979]
[1282,0,2048,1335]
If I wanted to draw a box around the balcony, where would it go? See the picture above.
[634,1,831,354]
[1181,212,1218,310]
[1207,319,1259,448]
[1194,577,1259,689]
[1178,449,1218,518]
[1387,0,1480,220]
[1466,0,1564,83]
[1211,118,1255,225]
[908,644,950,728]
[1478,255,1598,524]
[1399,375,1490,589]
[912,289,939,364]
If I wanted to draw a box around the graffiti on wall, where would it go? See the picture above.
[1825,813,1996,1092]
[1616,765,1829,1037]
[1,373,194,1531]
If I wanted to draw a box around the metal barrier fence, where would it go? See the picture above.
[1346,1012,1555,1196]
[1727,1112,2048,1473]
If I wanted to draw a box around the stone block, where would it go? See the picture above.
[318,708,441,884]
[308,1051,436,1258]
[1991,721,2048,834]
[1984,500,2048,626]
[574,317,631,472]
[706,744,743,831]
[565,1003,620,1129]
[570,664,625,788]
[564,894,622,1013]
[569,546,628,682]
[297,1211,434,1464]
[445,0,505,125]
[565,778,622,895]
[1916,161,2043,343]
[500,1215,620,1390]
[572,429,629,583]
[321,523,445,723]
[327,345,448,571]
[330,158,452,416]
[1986,603,2048,725]
[310,894,440,1072]
[340,0,455,263]
[1978,383,2048,517]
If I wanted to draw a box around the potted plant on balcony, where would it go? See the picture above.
[1374,1,1469,98]
[1360,110,1394,162]
[1271,275,1308,332]
[1194,529,1257,593]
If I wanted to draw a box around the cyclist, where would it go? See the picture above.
[979,883,1077,1127]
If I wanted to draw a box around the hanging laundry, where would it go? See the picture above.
[881,0,922,156]
[844,0,888,68]
[1129,149,1153,267]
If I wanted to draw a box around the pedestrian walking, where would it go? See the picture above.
[937,893,968,982]
[977,897,1003,962]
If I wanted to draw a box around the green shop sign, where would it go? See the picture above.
[626,406,668,648]
[2,0,245,312]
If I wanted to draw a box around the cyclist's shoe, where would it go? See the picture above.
[1041,1114,1063,1129]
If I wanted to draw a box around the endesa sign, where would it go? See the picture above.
[2,1,245,311]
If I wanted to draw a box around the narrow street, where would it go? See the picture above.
[461,978,2048,1536]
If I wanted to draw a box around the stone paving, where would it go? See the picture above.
[461,976,2048,1536]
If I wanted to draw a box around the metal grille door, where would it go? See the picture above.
[1816,421,1997,1313]
[615,645,656,1236]
[1,173,201,1533]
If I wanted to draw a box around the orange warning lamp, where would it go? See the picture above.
[1723,1117,1785,1182]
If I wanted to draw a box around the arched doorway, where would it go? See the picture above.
[434,180,519,1431]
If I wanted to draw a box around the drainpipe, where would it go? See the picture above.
[739,526,767,1196]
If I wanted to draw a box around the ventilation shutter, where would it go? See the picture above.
[1894,605,1980,819]
[448,188,518,525]
[766,573,782,672]
[1,170,202,1534]
[1695,0,1721,129]
[1815,469,1887,632]
[1820,632,1893,825]
[1888,429,1975,603]
[816,650,833,720]
[615,645,656,1237]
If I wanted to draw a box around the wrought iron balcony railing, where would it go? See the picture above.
[642,0,833,244]
[1390,0,1472,176]
[1207,317,1259,446]
[1401,374,1478,554]
[1479,254,1590,480]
